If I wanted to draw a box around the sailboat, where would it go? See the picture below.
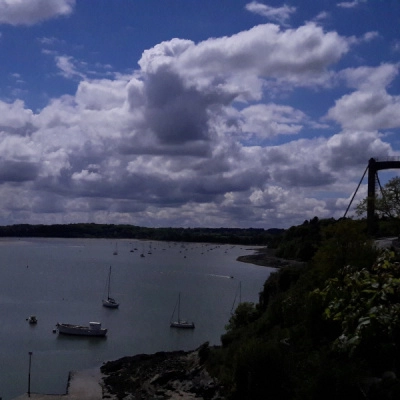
[102,266,119,308]
[230,281,242,315]
[140,243,145,257]
[113,242,118,255]
[170,292,195,329]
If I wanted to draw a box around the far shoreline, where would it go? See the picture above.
[237,246,305,268]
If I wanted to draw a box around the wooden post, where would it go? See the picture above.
[28,351,32,397]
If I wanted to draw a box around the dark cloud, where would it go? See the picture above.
[0,123,37,136]
[326,131,392,169]
[0,161,39,182]
[273,164,335,187]
[142,66,228,145]
[31,194,65,214]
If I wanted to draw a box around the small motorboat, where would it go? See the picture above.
[55,322,107,337]
[27,315,38,324]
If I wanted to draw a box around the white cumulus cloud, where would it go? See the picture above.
[0,0,75,26]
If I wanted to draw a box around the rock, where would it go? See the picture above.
[101,343,224,399]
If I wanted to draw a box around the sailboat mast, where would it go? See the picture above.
[108,266,112,299]
[177,292,181,322]
[230,281,242,314]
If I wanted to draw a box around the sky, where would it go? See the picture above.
[0,0,399,229]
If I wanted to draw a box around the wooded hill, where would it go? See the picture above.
[0,223,283,245]
[205,217,400,399]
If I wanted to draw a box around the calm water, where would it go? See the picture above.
[0,237,274,399]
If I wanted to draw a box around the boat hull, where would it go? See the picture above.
[102,299,119,308]
[103,267,119,308]
[27,315,37,324]
[170,321,195,329]
[56,322,107,337]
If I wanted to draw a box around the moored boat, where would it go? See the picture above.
[27,315,37,324]
[55,322,107,337]
[102,266,119,308]
[170,319,195,329]
[103,297,119,308]
[170,292,195,329]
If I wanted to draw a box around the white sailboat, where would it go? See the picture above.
[102,266,119,308]
[170,292,195,329]
[140,243,145,257]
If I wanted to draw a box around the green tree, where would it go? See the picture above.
[312,219,378,277]
[313,249,400,369]
[356,176,400,219]
[225,302,258,332]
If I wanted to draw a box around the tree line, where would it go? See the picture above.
[0,223,283,245]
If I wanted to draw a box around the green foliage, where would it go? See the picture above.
[275,217,336,262]
[258,266,302,312]
[356,176,400,219]
[222,302,259,346]
[211,217,400,399]
[226,302,258,330]
[376,217,400,237]
[309,357,367,400]
[314,249,400,366]
[312,219,378,278]
[231,339,292,400]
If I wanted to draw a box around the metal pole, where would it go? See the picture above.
[367,158,377,234]
[28,352,32,397]
[343,163,369,218]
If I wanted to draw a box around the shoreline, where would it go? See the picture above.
[12,344,222,400]
[237,246,304,268]
[11,368,104,400]
[101,343,223,399]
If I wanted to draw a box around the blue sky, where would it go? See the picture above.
[0,0,399,229]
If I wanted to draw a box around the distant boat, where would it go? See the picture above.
[140,243,145,257]
[102,266,119,308]
[170,293,195,329]
[26,315,37,324]
[55,322,107,337]
[113,242,118,255]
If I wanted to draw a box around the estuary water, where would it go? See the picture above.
[0,237,274,399]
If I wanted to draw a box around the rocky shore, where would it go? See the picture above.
[101,342,224,399]
[237,246,304,268]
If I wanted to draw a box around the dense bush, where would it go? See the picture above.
[211,219,400,400]
[314,249,400,368]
